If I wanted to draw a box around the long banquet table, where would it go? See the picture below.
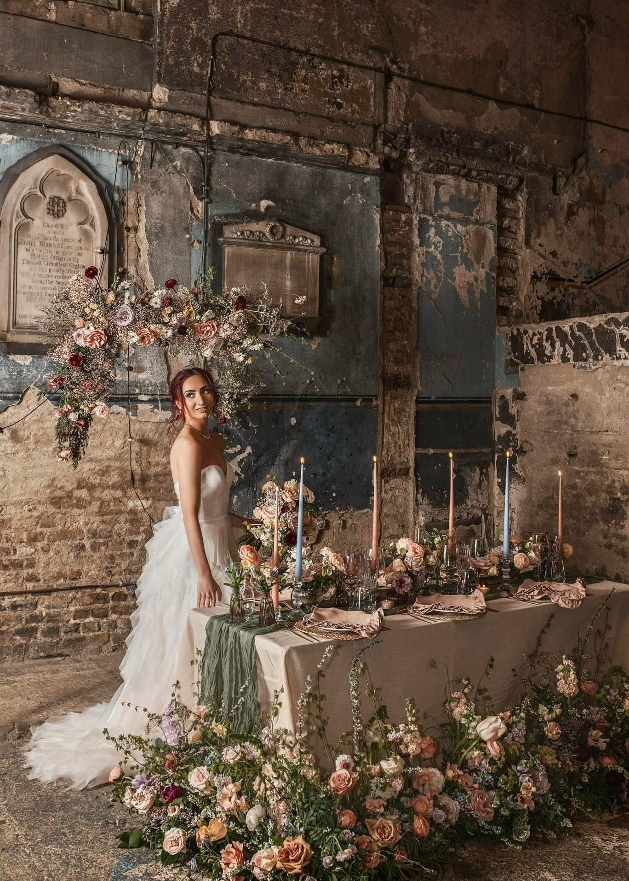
[174,582,629,748]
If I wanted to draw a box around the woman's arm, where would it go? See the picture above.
[176,437,222,607]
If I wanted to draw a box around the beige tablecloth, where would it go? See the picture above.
[173,582,629,748]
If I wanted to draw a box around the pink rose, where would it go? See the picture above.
[195,320,219,340]
[486,739,503,760]
[418,736,438,759]
[470,789,495,822]
[581,680,597,694]
[412,768,444,795]
[338,809,357,828]
[108,766,123,782]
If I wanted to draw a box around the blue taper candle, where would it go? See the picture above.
[294,457,305,582]
[502,450,511,559]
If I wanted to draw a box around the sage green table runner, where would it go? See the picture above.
[200,614,279,734]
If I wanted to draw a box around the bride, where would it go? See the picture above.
[24,367,244,788]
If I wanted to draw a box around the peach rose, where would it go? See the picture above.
[365,818,402,848]
[413,815,431,838]
[412,768,444,795]
[188,766,214,792]
[355,835,378,853]
[252,847,279,873]
[393,846,408,862]
[108,766,123,782]
[364,797,386,813]
[196,819,227,845]
[329,768,358,794]
[163,827,186,855]
[411,794,434,817]
[220,841,245,872]
[195,320,219,340]
[238,544,261,568]
[84,329,107,348]
[276,836,313,874]
[470,789,495,822]
[581,680,597,694]
[338,809,357,828]
[131,785,156,814]
[600,755,618,767]
[135,328,155,347]
[545,721,562,741]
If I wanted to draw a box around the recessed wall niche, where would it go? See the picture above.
[0,146,114,350]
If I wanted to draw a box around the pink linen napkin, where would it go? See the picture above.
[303,607,383,637]
[411,588,487,616]
[516,578,586,609]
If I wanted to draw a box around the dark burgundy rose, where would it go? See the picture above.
[69,353,84,368]
[606,770,623,787]
[165,278,178,290]
[177,325,188,336]
[161,784,184,803]
[47,376,64,388]
[281,504,291,514]
[85,265,99,279]
[284,530,297,548]
[216,415,227,425]
[234,295,247,311]
[163,297,173,308]
[75,420,87,430]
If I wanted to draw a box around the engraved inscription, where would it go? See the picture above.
[1,154,109,343]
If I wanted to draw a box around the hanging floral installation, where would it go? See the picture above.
[42,268,291,466]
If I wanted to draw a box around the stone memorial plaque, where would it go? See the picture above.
[0,150,111,347]
[218,221,325,329]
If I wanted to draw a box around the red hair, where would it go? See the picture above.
[169,367,219,427]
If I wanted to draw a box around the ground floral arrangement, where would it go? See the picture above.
[108,595,629,878]
[42,268,291,466]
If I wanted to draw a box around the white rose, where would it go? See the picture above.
[380,756,405,776]
[252,846,279,873]
[246,803,267,831]
[476,715,507,742]
[122,786,134,808]
[187,765,214,792]
[163,827,187,855]
[131,785,156,814]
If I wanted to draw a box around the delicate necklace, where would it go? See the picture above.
[188,423,211,439]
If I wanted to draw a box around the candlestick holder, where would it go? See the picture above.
[500,557,513,594]
[291,582,310,619]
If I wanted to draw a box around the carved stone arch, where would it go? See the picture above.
[0,145,117,350]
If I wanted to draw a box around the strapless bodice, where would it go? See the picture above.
[174,462,234,522]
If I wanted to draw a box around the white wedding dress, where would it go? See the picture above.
[24,463,238,789]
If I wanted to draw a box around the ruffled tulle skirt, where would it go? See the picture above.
[23,507,236,789]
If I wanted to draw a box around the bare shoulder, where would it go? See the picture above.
[171,428,204,474]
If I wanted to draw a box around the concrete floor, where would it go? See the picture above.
[1,654,629,881]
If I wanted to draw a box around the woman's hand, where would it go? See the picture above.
[197,572,222,608]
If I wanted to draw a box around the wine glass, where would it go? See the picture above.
[471,537,488,559]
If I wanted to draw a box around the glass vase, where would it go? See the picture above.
[229,591,245,624]
[258,596,276,627]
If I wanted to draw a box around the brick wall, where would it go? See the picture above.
[0,587,135,663]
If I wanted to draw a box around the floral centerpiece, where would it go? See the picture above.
[244,479,346,603]
[42,268,291,466]
[376,530,447,603]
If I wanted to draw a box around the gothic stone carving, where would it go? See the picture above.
[0,150,111,346]
[218,221,325,326]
